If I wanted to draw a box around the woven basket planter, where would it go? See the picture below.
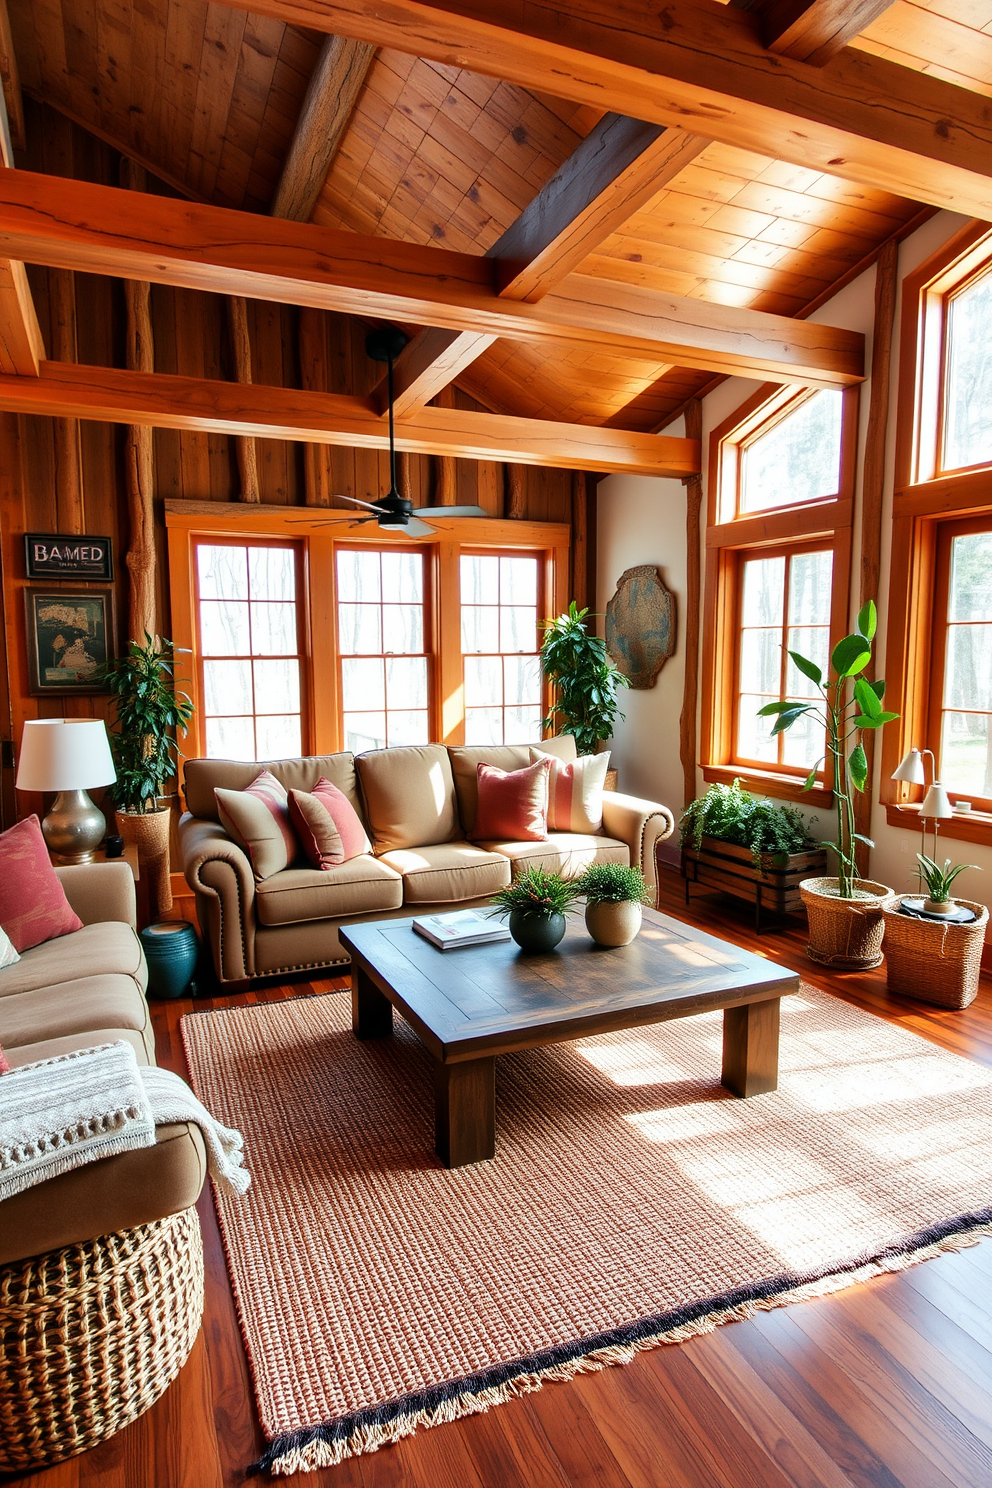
[117,805,173,918]
[799,877,892,971]
[881,897,989,1009]
[0,1207,203,1471]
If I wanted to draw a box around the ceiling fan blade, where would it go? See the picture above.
[285,515,376,527]
[404,517,436,536]
[411,504,487,518]
[332,493,387,513]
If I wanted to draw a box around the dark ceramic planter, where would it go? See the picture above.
[140,920,201,999]
[508,909,566,953]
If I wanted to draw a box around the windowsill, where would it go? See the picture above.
[701,762,832,809]
[884,800,992,848]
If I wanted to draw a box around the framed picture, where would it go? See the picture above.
[25,589,115,695]
[24,533,114,581]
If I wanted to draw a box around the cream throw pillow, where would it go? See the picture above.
[215,770,298,881]
[529,748,610,834]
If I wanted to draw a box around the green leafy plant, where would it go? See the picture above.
[757,599,898,899]
[914,854,980,904]
[540,601,628,755]
[680,778,816,869]
[489,867,581,919]
[101,634,194,814]
[575,862,650,904]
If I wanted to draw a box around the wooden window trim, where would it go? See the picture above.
[701,383,857,807]
[459,547,548,746]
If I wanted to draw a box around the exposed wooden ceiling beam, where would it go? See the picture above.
[0,36,42,374]
[0,170,863,388]
[381,116,708,416]
[749,0,897,67]
[0,0,24,151]
[208,0,992,220]
[0,360,700,477]
[270,34,376,221]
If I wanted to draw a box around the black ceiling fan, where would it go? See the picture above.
[296,327,487,536]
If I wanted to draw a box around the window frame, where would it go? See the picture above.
[701,382,858,807]
[459,546,547,747]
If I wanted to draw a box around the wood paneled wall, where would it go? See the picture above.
[0,104,582,828]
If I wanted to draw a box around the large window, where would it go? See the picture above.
[195,541,304,760]
[928,522,992,808]
[336,548,429,753]
[941,268,992,474]
[740,391,843,514]
[461,553,542,745]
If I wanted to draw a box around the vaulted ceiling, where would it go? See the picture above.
[3,0,991,435]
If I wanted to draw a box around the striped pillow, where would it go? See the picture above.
[288,779,372,870]
[215,770,298,881]
[529,748,610,834]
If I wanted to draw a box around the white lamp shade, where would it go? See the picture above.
[16,719,116,792]
[920,781,953,819]
[891,748,926,785]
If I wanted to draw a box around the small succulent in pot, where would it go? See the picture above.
[575,862,650,947]
[914,854,980,915]
[489,867,580,952]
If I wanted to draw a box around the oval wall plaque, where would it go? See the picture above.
[605,565,676,689]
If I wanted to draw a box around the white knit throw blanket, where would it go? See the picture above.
[0,1041,250,1202]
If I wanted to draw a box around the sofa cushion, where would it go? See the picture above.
[356,744,459,853]
[531,747,610,834]
[0,921,147,1000]
[448,736,577,835]
[479,833,630,878]
[288,778,371,868]
[0,815,84,952]
[472,758,550,843]
[0,975,155,1063]
[379,842,511,905]
[4,1027,152,1067]
[216,770,298,881]
[184,753,363,823]
[254,856,403,927]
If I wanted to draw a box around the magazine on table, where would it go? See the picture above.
[412,909,511,950]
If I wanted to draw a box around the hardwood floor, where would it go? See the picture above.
[9,867,992,1488]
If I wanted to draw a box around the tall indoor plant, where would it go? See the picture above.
[102,634,194,917]
[758,600,899,967]
[540,601,628,756]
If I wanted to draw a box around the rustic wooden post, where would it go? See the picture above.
[226,296,260,503]
[298,306,332,506]
[49,267,83,535]
[119,160,157,644]
[679,398,703,817]
[505,463,526,519]
[433,385,457,504]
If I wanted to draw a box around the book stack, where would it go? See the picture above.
[412,910,511,950]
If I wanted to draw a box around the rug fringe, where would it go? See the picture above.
[254,1212,992,1476]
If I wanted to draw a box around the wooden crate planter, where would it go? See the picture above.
[680,837,828,932]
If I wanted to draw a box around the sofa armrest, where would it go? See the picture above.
[55,861,137,930]
[601,791,675,896]
[179,814,256,983]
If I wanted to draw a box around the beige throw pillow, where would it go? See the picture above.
[215,770,298,881]
[529,748,610,834]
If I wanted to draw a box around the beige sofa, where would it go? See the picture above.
[180,737,675,986]
[0,862,207,1267]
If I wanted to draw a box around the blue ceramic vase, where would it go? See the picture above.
[140,921,201,999]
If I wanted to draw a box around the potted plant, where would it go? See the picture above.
[101,634,194,918]
[881,857,987,1009]
[759,601,898,969]
[679,779,825,931]
[489,867,580,952]
[576,863,650,947]
[540,602,628,783]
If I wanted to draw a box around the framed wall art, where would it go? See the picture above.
[605,565,676,689]
[24,533,114,581]
[25,589,115,695]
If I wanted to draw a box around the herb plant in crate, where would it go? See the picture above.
[489,867,580,953]
[576,863,650,947]
[881,856,987,1009]
[679,779,825,931]
[759,601,898,968]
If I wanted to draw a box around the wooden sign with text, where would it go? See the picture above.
[25,534,114,581]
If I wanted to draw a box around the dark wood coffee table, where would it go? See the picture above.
[339,909,800,1168]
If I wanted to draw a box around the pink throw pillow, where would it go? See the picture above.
[288,778,371,869]
[0,1044,10,1074]
[0,815,84,952]
[472,757,550,843]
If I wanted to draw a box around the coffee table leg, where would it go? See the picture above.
[434,1057,496,1167]
[352,966,393,1039]
[722,998,780,1097]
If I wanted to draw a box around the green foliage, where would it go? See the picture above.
[540,601,628,756]
[575,862,650,904]
[680,779,816,869]
[100,634,194,814]
[489,867,580,919]
[755,600,898,899]
[914,854,980,904]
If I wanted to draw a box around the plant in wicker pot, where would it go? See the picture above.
[489,867,580,953]
[101,634,194,919]
[759,601,898,970]
[576,862,650,947]
[881,858,987,1009]
[540,601,628,788]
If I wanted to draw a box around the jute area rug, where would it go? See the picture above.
[181,985,992,1477]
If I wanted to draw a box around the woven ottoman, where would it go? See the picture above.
[881,897,989,1009]
[0,1206,204,1470]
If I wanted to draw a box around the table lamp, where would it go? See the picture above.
[15,719,117,863]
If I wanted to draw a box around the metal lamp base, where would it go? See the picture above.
[42,789,107,864]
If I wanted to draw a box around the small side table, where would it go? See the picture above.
[140,921,200,999]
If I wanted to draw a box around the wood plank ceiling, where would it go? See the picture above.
[6,0,991,432]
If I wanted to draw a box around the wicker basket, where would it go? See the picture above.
[117,806,173,917]
[881,897,989,1009]
[799,877,892,970]
[0,1207,204,1471]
